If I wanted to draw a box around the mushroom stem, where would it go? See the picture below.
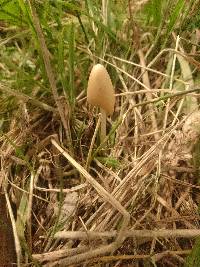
[100,108,107,143]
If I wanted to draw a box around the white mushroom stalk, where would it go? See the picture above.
[87,64,115,143]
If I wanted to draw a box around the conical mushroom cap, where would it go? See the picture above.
[87,64,115,115]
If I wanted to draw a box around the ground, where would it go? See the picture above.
[0,0,200,266]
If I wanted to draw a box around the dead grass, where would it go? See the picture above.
[1,1,200,267]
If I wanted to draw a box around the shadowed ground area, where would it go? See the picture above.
[0,194,16,266]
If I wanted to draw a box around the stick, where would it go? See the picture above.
[55,229,200,240]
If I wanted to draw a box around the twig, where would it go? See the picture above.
[90,249,191,263]
[55,229,200,240]
[48,244,118,267]
[33,246,87,263]
[35,248,190,265]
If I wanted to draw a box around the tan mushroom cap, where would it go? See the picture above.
[87,64,115,116]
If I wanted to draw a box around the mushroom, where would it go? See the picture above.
[87,64,115,143]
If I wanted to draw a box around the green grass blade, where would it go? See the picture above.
[151,0,162,27]
[17,0,34,30]
[58,28,68,95]
[55,0,126,49]
[67,22,76,107]
[4,134,33,173]
[0,0,25,25]
[163,0,185,47]
[185,238,200,267]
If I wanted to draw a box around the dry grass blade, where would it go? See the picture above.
[0,83,55,112]
[163,36,179,131]
[138,49,159,140]
[1,1,200,266]
[51,139,130,265]
[5,191,21,266]
[85,114,101,170]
